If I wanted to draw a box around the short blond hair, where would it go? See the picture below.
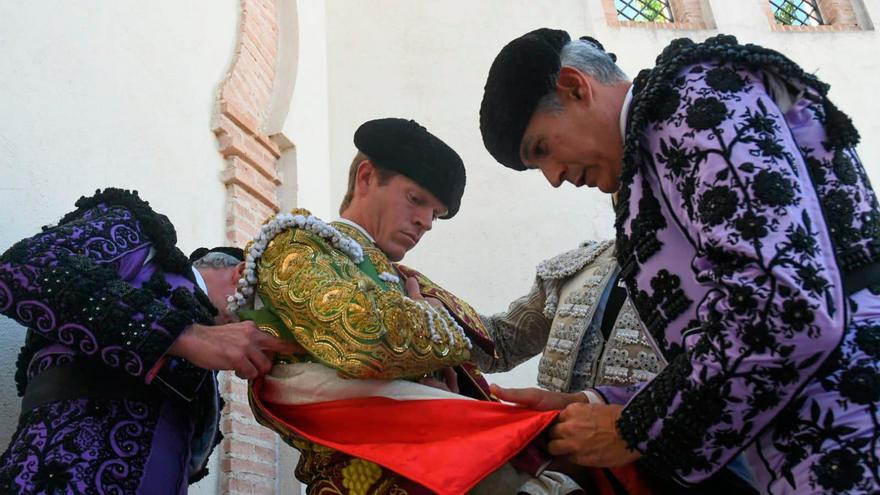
[338,152,397,214]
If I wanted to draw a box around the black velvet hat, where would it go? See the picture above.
[189,246,245,263]
[480,28,573,171]
[354,118,466,219]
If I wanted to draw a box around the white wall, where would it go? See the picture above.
[589,0,880,184]
[318,0,880,389]
[285,0,333,219]
[0,1,238,491]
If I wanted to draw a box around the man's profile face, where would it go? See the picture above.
[519,74,624,193]
[363,173,447,262]
[200,263,245,324]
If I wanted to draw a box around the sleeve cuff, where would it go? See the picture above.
[583,389,606,404]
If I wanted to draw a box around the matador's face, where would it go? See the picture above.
[363,174,447,262]
[519,68,625,194]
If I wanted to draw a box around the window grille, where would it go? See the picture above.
[769,0,825,26]
[615,0,674,23]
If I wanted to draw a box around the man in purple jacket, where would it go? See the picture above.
[0,188,295,494]
[480,30,879,494]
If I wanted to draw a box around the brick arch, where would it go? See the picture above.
[211,0,298,493]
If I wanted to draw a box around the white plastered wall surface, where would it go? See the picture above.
[0,1,238,491]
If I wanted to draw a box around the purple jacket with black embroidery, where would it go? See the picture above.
[0,188,221,488]
[0,189,216,397]
[601,36,880,494]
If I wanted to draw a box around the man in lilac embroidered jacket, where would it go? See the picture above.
[479,30,879,494]
[0,188,295,494]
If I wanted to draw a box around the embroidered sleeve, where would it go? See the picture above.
[256,228,472,379]
[475,279,552,372]
[618,63,846,481]
[0,204,209,384]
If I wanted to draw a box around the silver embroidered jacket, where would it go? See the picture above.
[474,240,665,393]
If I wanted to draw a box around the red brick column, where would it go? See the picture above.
[212,0,292,493]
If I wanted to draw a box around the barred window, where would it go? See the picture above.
[615,0,674,23]
[769,0,825,26]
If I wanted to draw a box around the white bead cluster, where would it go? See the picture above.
[227,212,364,315]
[378,271,400,284]
[418,301,473,349]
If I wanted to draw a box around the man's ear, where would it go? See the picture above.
[354,159,376,198]
[231,261,246,283]
[555,66,593,107]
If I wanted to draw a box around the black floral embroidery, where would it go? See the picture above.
[647,84,681,123]
[780,298,815,333]
[0,399,160,494]
[656,137,693,178]
[729,286,758,314]
[837,366,880,404]
[752,170,795,207]
[705,67,745,93]
[795,264,830,295]
[30,460,75,493]
[613,33,879,490]
[754,135,787,159]
[744,110,778,136]
[855,325,880,357]
[812,449,864,492]
[741,324,776,353]
[785,223,819,256]
[685,97,728,130]
[771,316,880,493]
[698,187,739,226]
[733,212,769,241]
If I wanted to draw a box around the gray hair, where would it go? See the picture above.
[536,39,629,113]
[192,252,241,269]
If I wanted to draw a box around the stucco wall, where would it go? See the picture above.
[0,1,238,491]
[590,0,880,184]
[320,0,880,389]
[284,0,333,219]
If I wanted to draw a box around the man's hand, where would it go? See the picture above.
[405,277,443,308]
[548,403,641,467]
[168,322,303,380]
[490,385,587,411]
[419,367,460,394]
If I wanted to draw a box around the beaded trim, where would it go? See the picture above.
[228,211,364,314]
[378,272,400,284]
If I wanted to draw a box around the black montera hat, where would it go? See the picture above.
[189,246,245,263]
[480,29,616,171]
[354,118,466,219]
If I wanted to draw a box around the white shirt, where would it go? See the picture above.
[335,217,375,243]
[619,84,634,143]
[192,267,208,294]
